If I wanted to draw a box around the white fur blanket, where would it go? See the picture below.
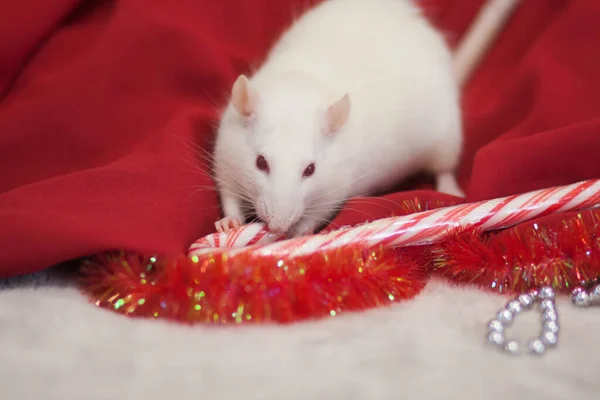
[1,270,598,400]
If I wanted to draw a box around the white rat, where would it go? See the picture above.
[212,0,521,237]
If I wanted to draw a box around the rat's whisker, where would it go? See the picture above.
[210,184,255,203]
[176,137,257,194]
[332,206,378,220]
[177,151,216,173]
[248,216,261,225]
[214,181,257,203]
[180,159,256,193]
[341,198,400,213]
[306,199,348,208]
[180,167,217,181]
[304,199,379,222]
[197,82,227,112]
[214,166,256,192]
[182,185,218,193]
[169,133,219,165]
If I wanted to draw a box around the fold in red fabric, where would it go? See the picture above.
[0,0,598,278]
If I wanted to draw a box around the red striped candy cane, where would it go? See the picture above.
[188,179,600,258]
[188,222,285,256]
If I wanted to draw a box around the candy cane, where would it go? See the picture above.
[188,179,600,258]
[188,223,285,255]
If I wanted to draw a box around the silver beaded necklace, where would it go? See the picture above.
[486,283,600,355]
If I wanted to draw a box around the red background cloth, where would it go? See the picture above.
[0,0,599,278]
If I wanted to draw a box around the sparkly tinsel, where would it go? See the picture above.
[79,246,427,324]
[79,209,600,325]
[432,210,600,294]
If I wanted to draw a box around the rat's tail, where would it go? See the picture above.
[453,0,522,87]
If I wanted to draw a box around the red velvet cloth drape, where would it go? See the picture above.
[1,0,598,278]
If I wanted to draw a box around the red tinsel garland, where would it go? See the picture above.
[78,208,600,325]
[431,210,600,294]
[80,246,427,324]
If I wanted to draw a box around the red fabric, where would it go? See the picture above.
[0,0,599,278]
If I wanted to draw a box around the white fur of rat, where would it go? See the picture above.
[213,0,520,237]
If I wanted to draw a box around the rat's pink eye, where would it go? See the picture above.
[303,163,315,178]
[256,155,270,173]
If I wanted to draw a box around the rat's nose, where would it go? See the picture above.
[266,216,294,234]
[261,199,298,234]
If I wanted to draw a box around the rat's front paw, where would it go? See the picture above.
[215,216,242,234]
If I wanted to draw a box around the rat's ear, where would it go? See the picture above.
[325,93,351,133]
[230,74,258,117]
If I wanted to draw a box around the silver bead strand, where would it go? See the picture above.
[486,286,559,356]
[571,283,600,307]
